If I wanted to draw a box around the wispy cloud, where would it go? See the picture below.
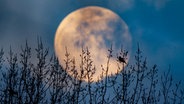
[0,0,73,51]
[142,0,171,10]
[107,0,135,12]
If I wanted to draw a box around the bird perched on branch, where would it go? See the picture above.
[118,56,126,64]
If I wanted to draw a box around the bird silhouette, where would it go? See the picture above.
[118,56,126,64]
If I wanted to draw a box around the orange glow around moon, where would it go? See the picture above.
[54,6,131,82]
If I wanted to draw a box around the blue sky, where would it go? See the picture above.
[0,0,184,81]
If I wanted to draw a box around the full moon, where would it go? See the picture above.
[55,6,131,82]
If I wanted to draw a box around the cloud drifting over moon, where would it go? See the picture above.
[55,6,132,81]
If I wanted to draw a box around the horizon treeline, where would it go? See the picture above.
[0,39,183,104]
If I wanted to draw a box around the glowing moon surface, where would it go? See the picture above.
[55,6,131,82]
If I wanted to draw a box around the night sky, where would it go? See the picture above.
[0,0,184,82]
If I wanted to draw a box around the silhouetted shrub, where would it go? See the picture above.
[0,39,183,104]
